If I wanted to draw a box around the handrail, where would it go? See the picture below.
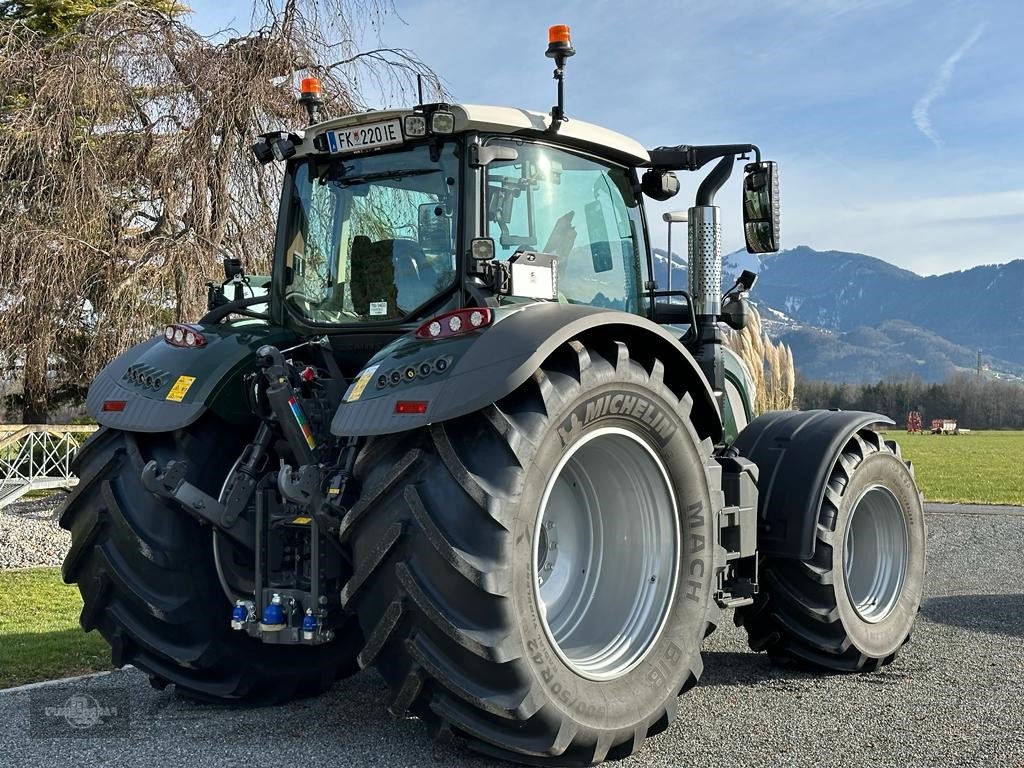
[0,424,99,509]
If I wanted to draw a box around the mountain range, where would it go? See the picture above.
[651,245,1024,383]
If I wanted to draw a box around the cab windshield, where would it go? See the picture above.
[284,142,459,324]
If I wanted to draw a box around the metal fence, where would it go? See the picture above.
[0,424,98,509]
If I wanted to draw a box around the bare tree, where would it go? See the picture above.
[0,1,437,421]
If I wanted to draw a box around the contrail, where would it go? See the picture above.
[912,21,987,148]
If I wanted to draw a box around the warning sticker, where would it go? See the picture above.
[369,301,388,316]
[165,375,196,402]
[344,364,379,403]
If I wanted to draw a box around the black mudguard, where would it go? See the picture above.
[732,409,895,560]
[86,324,296,433]
[332,302,722,443]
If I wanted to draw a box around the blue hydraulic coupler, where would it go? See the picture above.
[260,593,286,631]
[230,601,248,630]
[302,609,318,641]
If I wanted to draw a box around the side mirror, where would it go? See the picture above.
[742,161,780,253]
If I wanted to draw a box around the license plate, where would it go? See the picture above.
[326,119,403,154]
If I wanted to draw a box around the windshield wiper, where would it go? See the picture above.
[325,168,441,186]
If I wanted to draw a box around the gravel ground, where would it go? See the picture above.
[0,503,1021,767]
[0,496,71,569]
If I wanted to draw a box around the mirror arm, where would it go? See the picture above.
[647,143,760,172]
[695,155,735,206]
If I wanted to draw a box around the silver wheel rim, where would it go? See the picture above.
[533,427,679,681]
[843,485,908,623]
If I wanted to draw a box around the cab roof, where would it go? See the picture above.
[305,103,651,166]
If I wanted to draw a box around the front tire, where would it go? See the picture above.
[59,423,362,704]
[344,339,723,765]
[737,429,926,670]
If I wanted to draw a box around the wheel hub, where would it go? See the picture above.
[533,427,679,681]
[843,484,909,623]
[536,521,560,586]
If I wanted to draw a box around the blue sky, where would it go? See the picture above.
[190,0,1023,276]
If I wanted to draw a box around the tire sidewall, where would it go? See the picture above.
[507,380,716,732]
[832,451,926,658]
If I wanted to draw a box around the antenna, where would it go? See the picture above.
[417,74,424,106]
[545,25,575,131]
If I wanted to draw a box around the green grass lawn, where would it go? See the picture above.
[886,429,1024,506]
[0,568,111,689]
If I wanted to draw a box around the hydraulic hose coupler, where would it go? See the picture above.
[687,205,722,318]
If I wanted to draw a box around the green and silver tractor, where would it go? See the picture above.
[60,27,926,766]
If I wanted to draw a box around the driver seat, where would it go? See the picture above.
[350,235,397,317]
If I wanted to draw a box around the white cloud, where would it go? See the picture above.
[912,22,988,148]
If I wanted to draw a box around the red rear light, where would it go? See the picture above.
[102,400,127,412]
[163,324,207,348]
[415,308,493,340]
[395,400,429,415]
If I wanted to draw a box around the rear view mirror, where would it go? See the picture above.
[742,161,780,253]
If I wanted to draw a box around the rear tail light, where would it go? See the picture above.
[102,400,127,412]
[164,324,207,348]
[415,308,492,340]
[395,400,429,415]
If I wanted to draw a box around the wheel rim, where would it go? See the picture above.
[533,427,679,681]
[843,485,908,623]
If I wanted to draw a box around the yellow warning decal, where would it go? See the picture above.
[291,516,312,525]
[345,364,379,403]
[166,375,196,402]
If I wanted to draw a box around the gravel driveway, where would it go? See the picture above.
[0,496,71,569]
[1,502,1021,768]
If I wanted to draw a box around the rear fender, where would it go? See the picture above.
[331,302,722,443]
[732,409,894,560]
[86,323,297,432]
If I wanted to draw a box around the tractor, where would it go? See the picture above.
[59,25,926,766]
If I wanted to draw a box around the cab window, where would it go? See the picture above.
[484,140,647,314]
[285,142,460,325]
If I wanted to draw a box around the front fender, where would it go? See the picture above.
[733,409,895,560]
[86,322,296,432]
[331,303,722,442]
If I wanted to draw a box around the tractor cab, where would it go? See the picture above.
[245,87,779,438]
[254,101,660,332]
[250,96,779,409]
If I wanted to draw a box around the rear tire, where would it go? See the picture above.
[344,339,723,765]
[59,423,362,704]
[736,429,925,671]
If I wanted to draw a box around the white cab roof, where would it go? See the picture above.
[306,103,650,165]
